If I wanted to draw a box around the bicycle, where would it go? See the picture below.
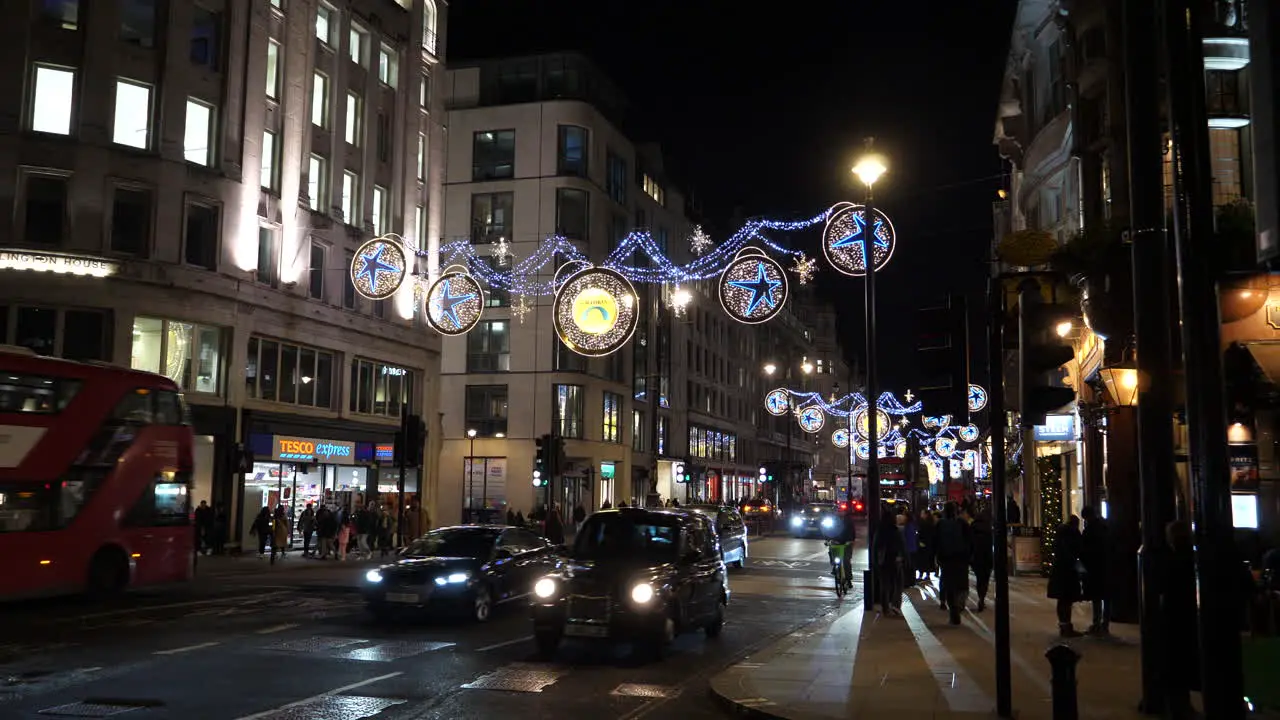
[826,540,852,597]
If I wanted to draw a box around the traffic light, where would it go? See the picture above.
[1018,279,1076,428]
[534,434,550,487]
[551,436,567,477]
[394,414,424,466]
[673,462,686,484]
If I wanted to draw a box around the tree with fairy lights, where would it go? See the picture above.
[1038,455,1063,576]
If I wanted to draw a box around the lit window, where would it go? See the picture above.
[31,65,75,135]
[311,72,328,127]
[184,99,213,165]
[415,205,425,247]
[270,0,282,8]
[422,0,437,54]
[308,155,327,211]
[315,5,332,45]
[265,40,281,99]
[372,185,387,236]
[420,73,430,109]
[345,91,361,145]
[378,46,397,86]
[112,79,151,149]
[261,131,276,191]
[349,24,366,65]
[341,170,358,223]
[417,133,426,180]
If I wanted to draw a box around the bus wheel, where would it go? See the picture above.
[87,547,129,598]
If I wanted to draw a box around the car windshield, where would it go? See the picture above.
[403,529,497,559]
[808,505,835,514]
[574,514,680,560]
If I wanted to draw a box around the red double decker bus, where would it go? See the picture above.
[0,346,195,601]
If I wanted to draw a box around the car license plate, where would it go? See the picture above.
[385,592,419,603]
[564,624,608,638]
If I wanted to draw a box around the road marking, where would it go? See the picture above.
[66,590,291,622]
[154,641,220,655]
[233,672,403,720]
[475,635,532,652]
[900,600,994,713]
[256,623,299,635]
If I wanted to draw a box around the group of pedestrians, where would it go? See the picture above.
[249,500,429,563]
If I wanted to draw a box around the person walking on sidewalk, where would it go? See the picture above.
[916,510,937,584]
[1048,514,1085,637]
[270,505,290,565]
[872,507,905,615]
[251,506,271,557]
[969,507,994,612]
[299,503,316,557]
[1079,505,1111,635]
[935,502,972,624]
[901,511,919,588]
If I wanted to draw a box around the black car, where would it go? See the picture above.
[362,525,560,622]
[530,507,728,659]
[681,504,748,568]
[789,502,840,537]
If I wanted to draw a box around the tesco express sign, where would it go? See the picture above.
[272,435,356,465]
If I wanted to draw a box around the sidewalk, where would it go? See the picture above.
[191,552,383,590]
[710,574,1224,720]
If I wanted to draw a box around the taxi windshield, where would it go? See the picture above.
[403,529,498,559]
[574,514,679,560]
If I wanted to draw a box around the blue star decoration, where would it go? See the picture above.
[727,261,783,316]
[968,385,987,408]
[353,243,401,292]
[831,211,891,262]
[434,278,477,328]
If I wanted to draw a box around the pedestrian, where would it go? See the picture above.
[1047,514,1085,637]
[572,503,586,533]
[969,508,994,612]
[1079,505,1111,635]
[337,519,353,561]
[316,506,337,559]
[1006,494,1022,525]
[213,504,229,555]
[270,506,290,565]
[194,500,214,554]
[934,502,972,625]
[507,507,517,525]
[251,507,271,557]
[299,503,316,557]
[901,511,918,588]
[916,510,937,583]
[356,503,375,558]
[377,506,395,558]
[544,504,566,545]
[872,507,905,615]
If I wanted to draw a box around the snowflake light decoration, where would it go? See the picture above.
[491,237,513,267]
[510,294,532,324]
[688,225,713,256]
[791,253,817,285]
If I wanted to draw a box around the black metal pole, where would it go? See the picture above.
[988,275,1013,718]
[1161,0,1246,716]
[1122,0,1178,712]
[863,178,881,610]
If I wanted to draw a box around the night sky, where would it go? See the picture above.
[448,0,1018,390]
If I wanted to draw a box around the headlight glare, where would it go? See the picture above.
[434,572,470,586]
[821,517,835,529]
[791,517,802,527]
[631,582,655,604]
[365,569,383,583]
[534,577,557,599]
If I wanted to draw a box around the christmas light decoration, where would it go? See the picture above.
[821,204,896,277]
[688,225,713,256]
[552,265,639,357]
[895,438,907,457]
[967,384,989,412]
[510,295,532,324]
[718,249,789,325]
[855,441,870,460]
[765,388,790,416]
[1039,455,1063,575]
[853,405,891,440]
[832,428,850,449]
[351,236,408,300]
[935,437,957,458]
[959,424,980,442]
[491,237,513,266]
[791,253,817,284]
[426,266,484,335]
[798,406,825,433]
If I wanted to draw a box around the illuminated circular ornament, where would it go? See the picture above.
[350,236,408,300]
[832,428,850,449]
[935,437,957,458]
[553,266,639,357]
[959,424,980,442]
[718,248,789,324]
[797,406,825,434]
[853,405,891,440]
[821,204,897,277]
[764,388,790,417]
[968,384,989,412]
[895,438,908,458]
[855,441,870,460]
[425,267,484,336]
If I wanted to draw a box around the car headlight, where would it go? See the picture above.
[631,582,655,604]
[434,572,470,586]
[365,569,383,583]
[534,577,557,599]
[821,517,835,529]
[791,516,803,527]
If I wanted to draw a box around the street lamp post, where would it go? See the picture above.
[853,146,887,608]
[466,429,477,522]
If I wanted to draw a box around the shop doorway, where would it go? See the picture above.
[243,461,370,548]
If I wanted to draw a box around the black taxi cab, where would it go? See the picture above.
[529,507,728,659]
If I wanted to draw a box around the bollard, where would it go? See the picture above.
[1045,643,1081,720]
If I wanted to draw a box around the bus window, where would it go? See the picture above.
[153,391,184,425]
[126,473,191,528]
[0,375,82,414]
[112,390,153,424]
[58,469,107,526]
[0,485,55,532]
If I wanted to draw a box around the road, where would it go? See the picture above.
[0,535,867,720]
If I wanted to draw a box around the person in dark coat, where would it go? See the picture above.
[1048,514,1085,637]
[934,502,972,624]
[1006,495,1022,525]
[544,504,566,545]
[872,508,905,615]
[915,511,937,583]
[1158,520,1199,718]
[1079,505,1111,635]
[969,508,994,612]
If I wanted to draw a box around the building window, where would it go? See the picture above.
[417,133,427,180]
[260,130,278,191]
[554,337,587,373]
[378,45,397,86]
[1209,128,1243,207]
[308,241,326,300]
[555,188,588,241]
[371,185,387,236]
[470,192,513,244]
[632,410,645,451]
[184,99,214,165]
[420,73,431,109]
[131,317,223,394]
[111,186,152,256]
[190,7,221,70]
[422,0,438,54]
[345,91,361,145]
[256,226,278,287]
[307,154,327,210]
[478,257,509,307]
[465,385,508,436]
[21,173,68,246]
[183,199,219,270]
[602,392,621,443]
[472,130,515,180]
[552,384,584,439]
[467,320,510,372]
[40,0,79,29]
[349,23,367,65]
[265,39,281,99]
[349,358,415,417]
[343,251,356,308]
[375,112,390,162]
[641,174,664,205]
[31,65,75,136]
[6,306,109,361]
[557,126,588,177]
[340,170,358,223]
[311,72,328,127]
[315,5,333,46]
[373,299,385,319]
[271,0,282,8]
[657,415,667,455]
[246,336,334,408]
[120,0,156,47]
[606,151,627,204]
[415,205,426,248]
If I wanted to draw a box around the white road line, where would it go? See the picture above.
[68,591,291,622]
[476,635,532,652]
[255,623,299,635]
[153,641,220,655]
[900,599,995,713]
[232,672,403,720]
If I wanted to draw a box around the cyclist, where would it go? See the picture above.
[826,505,857,590]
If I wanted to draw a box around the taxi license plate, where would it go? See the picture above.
[564,624,608,638]
[385,592,419,603]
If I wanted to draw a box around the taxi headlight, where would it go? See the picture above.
[821,517,835,529]
[631,582,655,604]
[365,569,383,583]
[534,577,558,599]
[791,516,803,527]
